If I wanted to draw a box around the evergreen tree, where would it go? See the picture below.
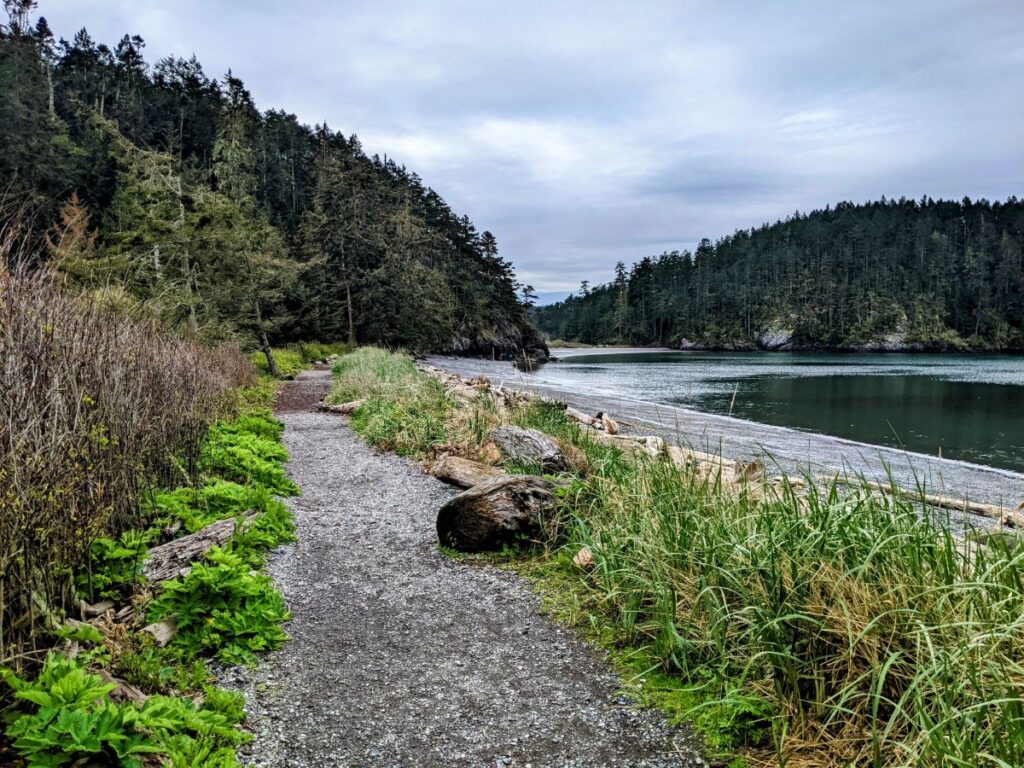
[0,2,546,358]
[536,198,1024,351]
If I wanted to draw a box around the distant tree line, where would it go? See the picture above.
[0,1,544,356]
[536,197,1024,351]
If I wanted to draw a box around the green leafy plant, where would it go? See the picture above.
[199,429,298,496]
[1,653,248,768]
[112,639,211,695]
[148,547,290,665]
[147,478,295,567]
[209,409,284,442]
[150,479,274,533]
[228,497,296,568]
[77,528,159,601]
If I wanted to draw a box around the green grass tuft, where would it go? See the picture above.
[330,347,453,455]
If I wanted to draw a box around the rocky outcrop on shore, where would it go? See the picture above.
[444,315,550,363]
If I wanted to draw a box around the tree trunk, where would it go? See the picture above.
[345,281,356,347]
[45,63,55,118]
[260,332,281,378]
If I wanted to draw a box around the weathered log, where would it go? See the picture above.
[437,475,557,552]
[581,428,664,458]
[430,455,506,488]
[598,413,620,435]
[79,599,114,619]
[565,406,596,427]
[565,408,619,435]
[319,399,366,415]
[667,444,733,470]
[143,514,255,583]
[581,427,644,455]
[142,618,177,647]
[829,477,1024,528]
[98,669,149,704]
[489,426,570,472]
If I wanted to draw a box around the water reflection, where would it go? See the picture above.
[545,351,1024,472]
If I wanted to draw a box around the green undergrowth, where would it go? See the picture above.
[2,377,300,768]
[2,654,248,768]
[329,346,453,456]
[250,342,350,378]
[337,347,1024,768]
[148,548,290,665]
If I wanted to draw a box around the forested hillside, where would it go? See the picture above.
[537,197,1024,351]
[0,2,544,358]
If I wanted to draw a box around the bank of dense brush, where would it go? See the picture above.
[0,270,304,766]
[332,347,1024,768]
[0,270,254,664]
[2,395,299,766]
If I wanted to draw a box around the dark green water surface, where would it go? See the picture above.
[546,351,1024,472]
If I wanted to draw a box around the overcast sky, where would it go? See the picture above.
[42,0,1024,303]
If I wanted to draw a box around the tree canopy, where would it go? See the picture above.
[0,2,543,356]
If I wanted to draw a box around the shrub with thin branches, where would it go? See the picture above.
[0,269,255,666]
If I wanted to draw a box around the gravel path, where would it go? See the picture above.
[229,369,703,767]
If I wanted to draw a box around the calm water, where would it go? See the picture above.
[545,351,1024,472]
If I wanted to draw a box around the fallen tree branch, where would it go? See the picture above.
[143,513,256,584]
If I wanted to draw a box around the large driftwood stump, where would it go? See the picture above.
[437,476,556,552]
[489,426,569,472]
[143,514,254,583]
[430,455,506,489]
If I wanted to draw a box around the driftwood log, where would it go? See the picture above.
[430,455,506,488]
[828,477,1024,529]
[437,475,557,552]
[98,669,149,704]
[581,428,665,458]
[319,399,366,415]
[564,406,592,425]
[143,514,255,583]
[489,426,570,472]
[565,407,619,434]
[666,445,764,485]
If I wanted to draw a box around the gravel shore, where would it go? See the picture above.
[228,370,703,767]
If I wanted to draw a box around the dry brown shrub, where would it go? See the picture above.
[0,269,255,667]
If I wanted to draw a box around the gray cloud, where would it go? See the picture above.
[43,0,1024,301]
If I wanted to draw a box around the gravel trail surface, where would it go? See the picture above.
[229,369,703,767]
